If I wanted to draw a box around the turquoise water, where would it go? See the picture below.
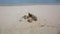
[0,0,60,4]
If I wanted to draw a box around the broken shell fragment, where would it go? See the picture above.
[28,17,33,23]
[19,13,37,23]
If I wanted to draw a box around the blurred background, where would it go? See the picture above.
[0,0,60,34]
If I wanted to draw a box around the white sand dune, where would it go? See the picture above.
[0,5,60,34]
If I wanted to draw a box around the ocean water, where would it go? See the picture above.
[0,0,60,4]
